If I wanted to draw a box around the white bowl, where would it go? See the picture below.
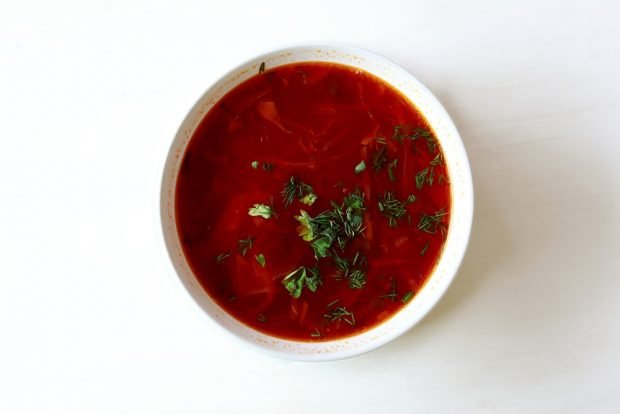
[161,44,473,361]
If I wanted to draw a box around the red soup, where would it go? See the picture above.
[176,62,451,341]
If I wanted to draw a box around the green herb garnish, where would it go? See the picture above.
[380,277,397,301]
[420,241,430,256]
[355,160,366,174]
[378,192,407,228]
[332,251,367,289]
[391,125,408,143]
[388,158,398,182]
[282,176,317,208]
[262,161,274,172]
[257,313,266,322]
[401,291,414,304]
[281,265,322,298]
[310,328,322,338]
[248,204,274,219]
[237,236,255,256]
[373,144,388,171]
[251,160,259,169]
[324,306,355,326]
[255,253,266,267]
[415,167,434,190]
[407,194,416,203]
[430,153,443,166]
[411,128,437,153]
[215,251,231,264]
[295,190,365,258]
[258,62,265,74]
[418,209,448,234]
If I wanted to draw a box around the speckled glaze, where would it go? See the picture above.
[161,44,474,361]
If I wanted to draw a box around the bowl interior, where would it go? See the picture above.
[161,44,473,361]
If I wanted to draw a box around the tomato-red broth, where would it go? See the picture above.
[175,62,451,341]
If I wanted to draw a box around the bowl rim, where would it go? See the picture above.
[160,42,474,361]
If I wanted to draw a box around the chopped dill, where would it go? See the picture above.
[401,291,414,304]
[237,236,255,256]
[215,251,231,264]
[388,158,398,182]
[324,306,356,326]
[373,143,388,171]
[420,241,430,256]
[378,192,407,228]
[380,277,397,301]
[418,209,448,234]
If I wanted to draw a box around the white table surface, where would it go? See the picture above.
[1,1,619,412]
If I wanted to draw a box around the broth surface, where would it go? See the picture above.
[176,62,451,340]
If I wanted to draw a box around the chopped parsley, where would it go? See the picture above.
[282,265,322,298]
[295,190,365,258]
[248,204,274,219]
[355,160,366,174]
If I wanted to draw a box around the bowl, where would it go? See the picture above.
[161,44,473,361]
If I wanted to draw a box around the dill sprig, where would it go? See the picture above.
[332,251,367,289]
[237,236,255,256]
[415,167,435,190]
[420,241,430,256]
[402,291,414,304]
[378,192,407,228]
[387,158,398,182]
[282,176,317,208]
[430,153,443,166]
[418,209,448,234]
[390,126,436,154]
[324,306,356,326]
[373,143,388,171]
[215,251,231,264]
[380,277,397,301]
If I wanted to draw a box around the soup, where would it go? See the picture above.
[175,62,451,341]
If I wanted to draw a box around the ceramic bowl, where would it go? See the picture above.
[161,44,473,361]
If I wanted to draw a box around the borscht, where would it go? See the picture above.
[175,62,451,341]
